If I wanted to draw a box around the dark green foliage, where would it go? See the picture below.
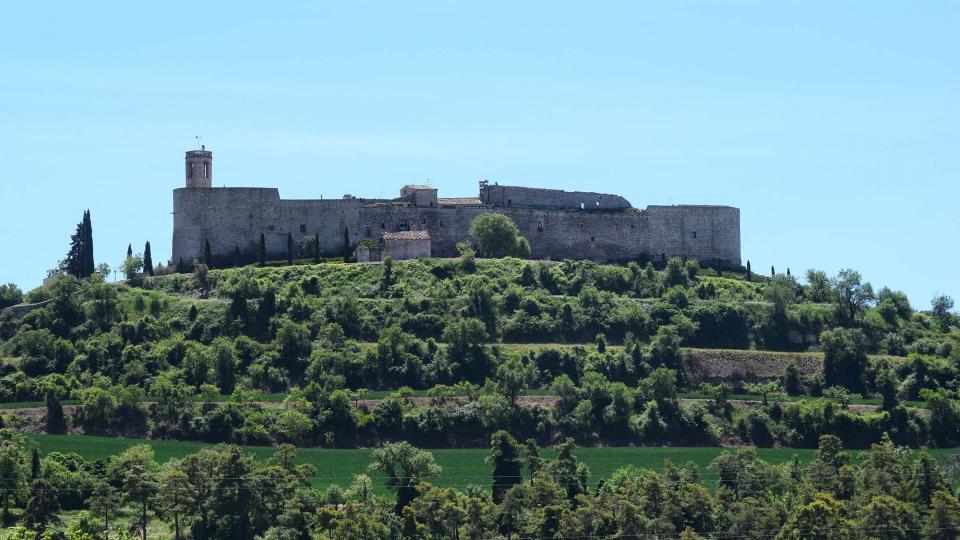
[62,210,95,278]
[486,430,523,503]
[204,239,212,267]
[143,241,154,276]
[287,233,294,265]
[259,233,266,266]
[314,233,320,264]
[45,391,66,434]
[0,283,22,310]
[821,327,868,391]
[469,213,530,258]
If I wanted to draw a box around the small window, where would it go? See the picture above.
[580,202,585,210]
[537,219,544,232]
[439,220,443,227]
[595,201,600,206]
[268,225,275,232]
[300,224,306,234]
[366,228,371,237]
[690,231,697,239]
[203,163,209,178]
[381,223,385,229]
[186,163,193,179]
[421,218,426,225]
[579,222,584,230]
[507,199,512,206]
[590,236,595,242]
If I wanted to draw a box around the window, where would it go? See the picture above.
[537,219,544,232]
[381,223,385,229]
[366,228,371,237]
[690,231,697,239]
[269,225,275,232]
[421,218,426,225]
[590,236,595,242]
[596,201,600,206]
[580,202,585,210]
[300,224,306,234]
[507,199,512,206]
[579,222,584,230]
[203,163,209,178]
[439,220,443,227]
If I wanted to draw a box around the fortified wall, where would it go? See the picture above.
[172,149,741,268]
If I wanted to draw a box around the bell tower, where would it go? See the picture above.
[185,145,213,188]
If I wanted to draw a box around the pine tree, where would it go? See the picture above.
[204,239,212,267]
[259,233,266,266]
[314,233,320,264]
[342,227,350,262]
[143,242,153,276]
[88,481,120,540]
[486,430,523,504]
[287,233,294,265]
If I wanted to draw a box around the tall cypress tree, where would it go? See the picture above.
[287,233,294,265]
[342,227,350,262]
[63,221,85,278]
[234,246,241,268]
[314,233,320,264]
[746,260,752,282]
[204,239,212,267]
[143,242,153,276]
[259,233,266,266]
[82,210,94,278]
[127,243,133,259]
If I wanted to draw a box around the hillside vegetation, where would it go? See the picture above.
[0,256,957,451]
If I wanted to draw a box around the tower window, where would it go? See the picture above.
[439,220,443,227]
[203,163,209,178]
[507,199,512,206]
[381,223,385,229]
[690,231,697,239]
[537,219,544,232]
[300,224,306,234]
[187,163,193,178]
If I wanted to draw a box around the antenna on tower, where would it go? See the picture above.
[195,136,202,150]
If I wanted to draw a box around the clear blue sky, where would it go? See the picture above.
[1,2,957,308]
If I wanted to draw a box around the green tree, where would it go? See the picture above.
[469,213,530,258]
[746,260,752,282]
[214,340,237,395]
[287,233,294,265]
[804,269,832,302]
[495,357,535,406]
[777,492,853,540]
[123,464,159,540]
[856,494,919,540]
[821,327,868,392]
[832,268,874,324]
[924,491,960,540]
[143,241,153,276]
[931,294,955,330]
[87,480,120,539]
[380,256,393,293]
[23,479,60,532]
[122,253,144,280]
[369,442,442,513]
[0,283,23,310]
[0,436,27,525]
[45,390,66,434]
[259,233,266,266]
[664,257,689,287]
[486,431,523,503]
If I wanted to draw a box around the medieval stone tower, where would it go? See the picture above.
[185,147,212,188]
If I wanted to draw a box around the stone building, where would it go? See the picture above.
[172,148,741,268]
[383,230,431,260]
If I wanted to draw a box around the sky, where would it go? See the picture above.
[0,2,957,309]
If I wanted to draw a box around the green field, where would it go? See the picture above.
[27,434,958,494]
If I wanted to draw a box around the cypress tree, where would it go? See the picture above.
[314,233,320,264]
[771,265,775,276]
[45,390,66,434]
[746,260,752,282]
[31,447,40,480]
[787,268,791,277]
[82,210,94,278]
[204,239,212,267]
[234,245,241,268]
[143,241,153,276]
[127,243,133,259]
[287,233,294,265]
[63,220,85,278]
[342,227,350,262]
[259,233,266,266]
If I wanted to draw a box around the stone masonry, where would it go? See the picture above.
[172,149,741,268]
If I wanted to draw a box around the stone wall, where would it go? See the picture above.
[173,187,741,267]
[480,185,632,210]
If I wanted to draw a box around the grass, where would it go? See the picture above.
[27,434,958,494]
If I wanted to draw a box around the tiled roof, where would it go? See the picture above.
[383,230,431,240]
